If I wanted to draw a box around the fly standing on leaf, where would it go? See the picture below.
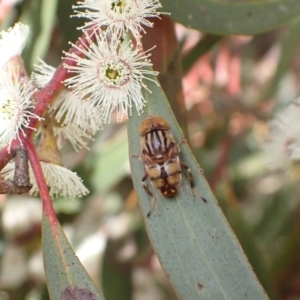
[137,115,207,217]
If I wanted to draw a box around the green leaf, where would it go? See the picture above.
[20,0,58,70]
[42,213,105,300]
[102,239,133,300]
[57,0,85,46]
[160,0,300,35]
[260,16,300,101]
[127,74,268,299]
[224,209,276,299]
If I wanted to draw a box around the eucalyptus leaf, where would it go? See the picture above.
[42,213,105,300]
[260,16,300,101]
[160,0,300,35]
[102,239,133,300]
[127,74,269,299]
[20,0,58,70]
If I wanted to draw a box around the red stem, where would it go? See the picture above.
[22,137,57,223]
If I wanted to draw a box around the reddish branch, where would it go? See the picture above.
[22,138,57,222]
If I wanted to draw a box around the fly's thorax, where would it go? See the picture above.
[141,128,175,156]
[139,115,171,136]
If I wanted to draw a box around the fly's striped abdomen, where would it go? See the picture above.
[145,158,181,198]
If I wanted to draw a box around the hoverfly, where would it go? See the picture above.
[138,115,206,217]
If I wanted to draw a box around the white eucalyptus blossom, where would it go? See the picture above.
[0,23,29,68]
[1,161,89,198]
[54,124,93,151]
[31,59,55,87]
[0,67,41,151]
[32,60,102,134]
[263,102,300,170]
[73,0,163,40]
[50,92,103,133]
[64,34,158,122]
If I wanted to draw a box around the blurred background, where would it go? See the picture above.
[1,0,300,299]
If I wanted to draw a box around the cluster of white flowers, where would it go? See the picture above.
[63,0,162,123]
[0,23,37,151]
[64,35,157,122]
[1,161,89,198]
[0,65,40,150]
[263,102,300,170]
[31,60,101,150]
[0,24,90,198]
[0,0,164,199]
[0,22,28,68]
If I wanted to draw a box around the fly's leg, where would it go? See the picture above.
[141,173,156,217]
[178,137,188,146]
[142,173,153,197]
[147,197,156,218]
[180,163,207,203]
[171,137,187,156]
